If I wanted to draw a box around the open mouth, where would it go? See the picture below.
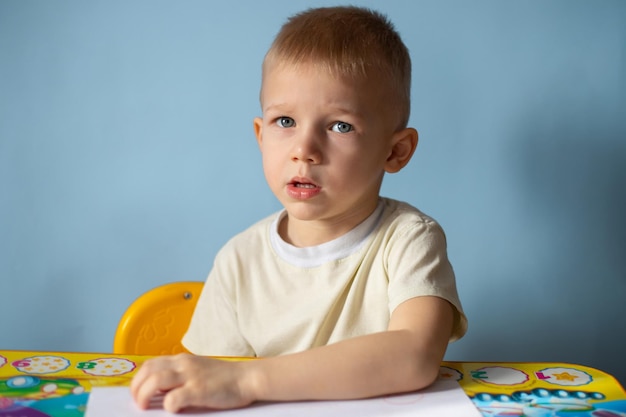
[291,182,317,189]
[286,178,321,199]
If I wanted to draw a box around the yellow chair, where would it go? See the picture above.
[113,281,204,355]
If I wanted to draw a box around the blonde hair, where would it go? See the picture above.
[263,6,412,129]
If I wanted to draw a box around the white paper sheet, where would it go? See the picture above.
[85,379,482,416]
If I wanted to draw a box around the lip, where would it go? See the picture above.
[286,177,321,200]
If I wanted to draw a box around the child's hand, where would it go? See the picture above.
[130,354,257,413]
[130,298,453,412]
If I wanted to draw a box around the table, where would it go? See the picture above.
[1,350,624,416]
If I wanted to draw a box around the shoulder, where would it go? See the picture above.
[374,198,451,265]
[378,197,446,241]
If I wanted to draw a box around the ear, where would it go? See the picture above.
[253,117,263,148]
[384,127,418,173]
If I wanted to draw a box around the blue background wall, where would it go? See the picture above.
[1,1,625,385]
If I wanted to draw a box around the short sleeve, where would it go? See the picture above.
[182,249,255,357]
[385,218,467,341]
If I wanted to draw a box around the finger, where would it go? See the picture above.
[131,355,194,404]
[162,387,188,414]
[130,365,149,399]
[134,369,185,410]
[130,357,168,400]
[162,384,216,413]
[164,379,254,412]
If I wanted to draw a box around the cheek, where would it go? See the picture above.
[261,151,282,185]
[261,139,290,164]
[335,152,386,184]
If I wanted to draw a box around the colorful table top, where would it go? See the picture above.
[1,350,624,417]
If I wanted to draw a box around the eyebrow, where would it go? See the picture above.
[262,103,291,113]
[263,102,366,120]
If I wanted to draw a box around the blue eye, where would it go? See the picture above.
[277,117,295,128]
[331,122,353,133]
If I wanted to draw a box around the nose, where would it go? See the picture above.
[291,128,322,164]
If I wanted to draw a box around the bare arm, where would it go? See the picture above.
[131,296,454,412]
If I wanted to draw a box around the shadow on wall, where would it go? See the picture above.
[519,122,626,386]
[456,87,626,385]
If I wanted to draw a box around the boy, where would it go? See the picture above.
[131,6,467,413]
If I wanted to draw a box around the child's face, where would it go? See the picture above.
[254,63,400,231]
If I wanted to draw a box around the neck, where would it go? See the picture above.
[279,201,380,247]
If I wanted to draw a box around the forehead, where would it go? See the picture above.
[260,62,380,106]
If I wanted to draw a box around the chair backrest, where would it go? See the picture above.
[113,281,204,355]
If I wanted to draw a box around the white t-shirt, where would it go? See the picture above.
[183,198,467,357]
